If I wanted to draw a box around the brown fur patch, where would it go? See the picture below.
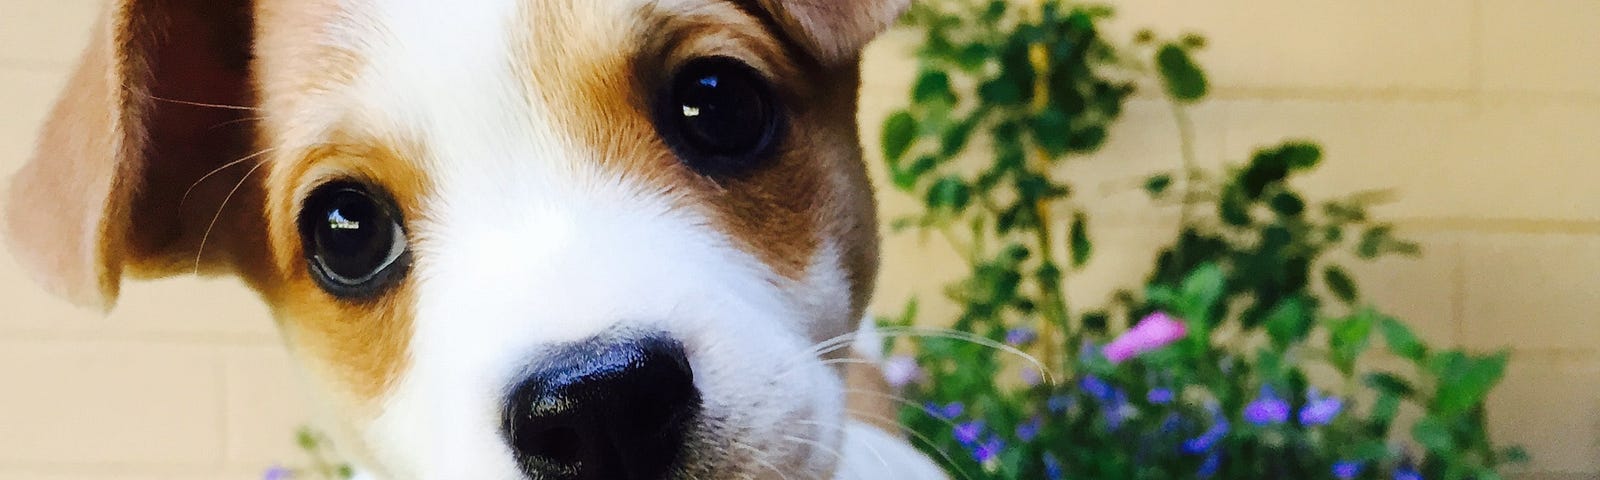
[507,0,878,292]
[255,141,432,413]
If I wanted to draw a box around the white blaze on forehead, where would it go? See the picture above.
[339,1,847,479]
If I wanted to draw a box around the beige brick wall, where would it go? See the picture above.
[863,2,1600,479]
[0,1,1594,479]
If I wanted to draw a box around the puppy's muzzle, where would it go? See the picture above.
[502,335,701,480]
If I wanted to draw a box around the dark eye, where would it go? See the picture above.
[297,182,410,298]
[655,56,783,175]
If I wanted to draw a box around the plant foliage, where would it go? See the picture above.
[878,2,1522,479]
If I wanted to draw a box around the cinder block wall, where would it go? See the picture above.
[862,2,1599,479]
[0,1,1594,479]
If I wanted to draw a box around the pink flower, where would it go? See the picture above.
[1103,312,1188,363]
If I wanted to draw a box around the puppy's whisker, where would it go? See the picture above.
[194,158,270,275]
[179,147,279,208]
[791,419,893,476]
[800,327,1055,386]
[148,95,259,111]
[208,115,265,131]
[780,435,846,480]
[731,441,791,480]
[826,411,976,480]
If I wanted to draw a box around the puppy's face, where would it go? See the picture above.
[5,0,904,478]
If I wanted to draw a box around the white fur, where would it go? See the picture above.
[310,1,907,479]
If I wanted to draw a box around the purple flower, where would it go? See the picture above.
[970,436,1004,464]
[262,466,294,480]
[927,401,964,420]
[1243,387,1290,425]
[1333,461,1363,479]
[1103,312,1188,363]
[1183,418,1229,454]
[954,421,984,445]
[1005,328,1037,346]
[882,355,923,388]
[1047,394,1074,413]
[1080,375,1113,400]
[1198,452,1221,478]
[1393,467,1423,480]
[1147,387,1174,405]
[1299,389,1344,426]
[1016,416,1043,442]
[1104,389,1130,429]
[1043,453,1064,480]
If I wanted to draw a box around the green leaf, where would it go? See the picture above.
[1280,142,1323,170]
[1368,392,1401,435]
[1364,372,1417,397]
[1179,263,1226,321]
[1323,266,1359,304]
[1030,107,1073,156]
[1432,350,1510,416]
[1329,310,1376,375]
[925,176,972,212]
[892,155,938,192]
[1264,295,1313,347]
[1413,416,1456,453]
[1269,191,1305,217]
[296,428,318,450]
[1501,445,1531,464]
[881,111,918,163]
[1379,316,1428,361]
[1156,44,1208,102]
[912,70,956,104]
[1069,213,1092,268]
[1144,174,1173,196]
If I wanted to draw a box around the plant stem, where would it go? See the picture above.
[1027,31,1068,375]
[1169,101,1201,267]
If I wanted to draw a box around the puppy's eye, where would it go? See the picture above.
[297,182,410,298]
[656,56,782,175]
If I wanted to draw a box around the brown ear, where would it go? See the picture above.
[3,0,260,311]
[756,0,911,65]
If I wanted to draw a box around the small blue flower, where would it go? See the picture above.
[1042,453,1064,480]
[1393,466,1423,480]
[1333,460,1363,479]
[1104,389,1130,429]
[970,435,1005,464]
[263,466,294,480]
[1198,452,1221,478]
[1159,413,1182,434]
[1147,387,1174,405]
[1299,389,1344,426]
[1243,387,1290,425]
[1005,328,1037,346]
[1016,416,1043,442]
[953,421,984,445]
[927,401,964,420]
[1047,394,1074,413]
[1182,418,1229,454]
[1080,375,1113,400]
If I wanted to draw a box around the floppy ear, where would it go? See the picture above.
[758,0,911,65]
[3,0,260,311]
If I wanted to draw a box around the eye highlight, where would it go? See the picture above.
[654,56,783,176]
[297,181,411,299]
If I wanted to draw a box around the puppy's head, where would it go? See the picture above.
[4,0,905,478]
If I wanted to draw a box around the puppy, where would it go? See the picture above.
[3,0,945,479]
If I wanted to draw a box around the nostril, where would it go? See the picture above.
[503,334,701,480]
[512,424,583,469]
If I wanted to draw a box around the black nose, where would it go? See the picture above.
[503,335,700,480]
